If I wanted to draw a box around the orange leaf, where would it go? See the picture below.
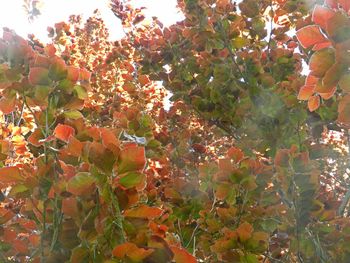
[124,205,163,219]
[296,25,328,49]
[54,124,75,142]
[312,5,335,30]
[28,128,45,147]
[308,95,320,112]
[65,136,83,157]
[118,145,146,174]
[236,222,253,242]
[0,166,23,184]
[297,85,314,100]
[67,66,80,82]
[28,67,50,85]
[227,147,244,163]
[305,75,319,86]
[319,86,336,100]
[112,242,154,261]
[0,95,16,114]
[170,246,197,263]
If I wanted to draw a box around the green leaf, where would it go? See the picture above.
[119,172,145,189]
[74,85,88,99]
[64,110,83,120]
[67,172,96,196]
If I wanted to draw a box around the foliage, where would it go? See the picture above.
[1,0,350,262]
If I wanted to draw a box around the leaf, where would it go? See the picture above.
[236,222,253,242]
[297,85,314,101]
[118,145,146,174]
[312,5,335,30]
[49,57,67,81]
[339,0,350,12]
[296,25,329,49]
[119,172,145,189]
[124,205,163,219]
[0,166,23,184]
[170,246,197,263]
[65,136,83,157]
[28,128,45,147]
[113,243,154,262]
[322,63,346,90]
[309,48,335,78]
[339,74,350,92]
[73,85,88,99]
[67,66,80,82]
[0,95,16,114]
[227,147,244,163]
[67,172,96,196]
[319,86,336,100]
[28,67,50,85]
[64,110,83,120]
[338,94,350,125]
[54,124,75,142]
[88,142,116,173]
[308,95,320,112]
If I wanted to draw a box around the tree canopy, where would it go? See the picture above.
[1,0,350,262]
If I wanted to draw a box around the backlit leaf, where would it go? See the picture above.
[296,25,329,49]
[312,5,335,30]
[119,172,145,189]
[54,124,75,142]
[298,85,314,101]
[171,246,197,263]
[308,95,320,112]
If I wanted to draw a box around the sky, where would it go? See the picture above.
[0,0,184,42]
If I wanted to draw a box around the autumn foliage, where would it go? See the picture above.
[1,0,350,262]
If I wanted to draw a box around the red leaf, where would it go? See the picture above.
[296,25,329,49]
[308,95,320,112]
[312,5,335,30]
[118,145,146,174]
[0,166,23,184]
[28,67,50,85]
[298,85,314,100]
[170,246,197,263]
[124,205,163,219]
[54,124,75,142]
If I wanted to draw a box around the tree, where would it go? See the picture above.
[1,0,350,262]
